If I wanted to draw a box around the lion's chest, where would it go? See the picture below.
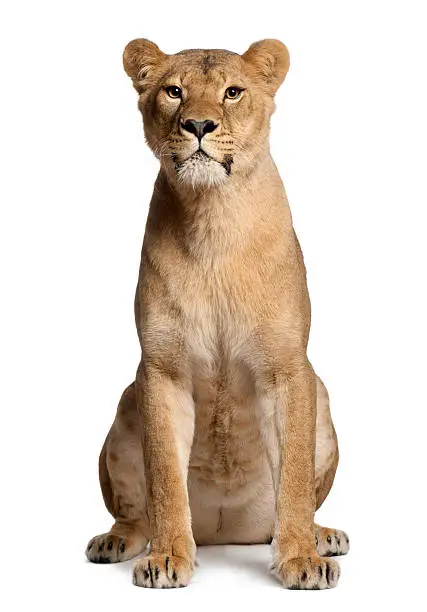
[145,255,279,499]
[189,364,267,504]
[184,295,269,500]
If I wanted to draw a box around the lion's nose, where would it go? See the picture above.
[181,119,218,141]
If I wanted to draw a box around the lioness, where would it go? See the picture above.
[86,38,349,590]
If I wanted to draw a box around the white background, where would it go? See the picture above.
[1,0,426,609]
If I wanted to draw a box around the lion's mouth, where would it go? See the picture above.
[185,149,213,163]
[174,149,233,176]
[192,149,212,161]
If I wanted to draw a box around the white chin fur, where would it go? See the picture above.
[176,152,227,189]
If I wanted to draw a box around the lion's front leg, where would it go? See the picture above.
[132,362,196,588]
[271,359,340,589]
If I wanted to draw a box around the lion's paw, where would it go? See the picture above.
[133,554,193,588]
[271,555,340,590]
[316,526,349,557]
[86,532,143,563]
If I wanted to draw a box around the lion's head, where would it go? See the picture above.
[123,39,289,189]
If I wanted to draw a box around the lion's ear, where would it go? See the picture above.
[123,39,167,93]
[242,39,290,95]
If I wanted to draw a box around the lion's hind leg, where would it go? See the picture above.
[314,377,350,558]
[86,383,149,564]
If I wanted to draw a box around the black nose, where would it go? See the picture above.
[181,119,218,141]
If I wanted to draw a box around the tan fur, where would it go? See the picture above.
[86,39,349,589]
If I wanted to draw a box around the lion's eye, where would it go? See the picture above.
[225,87,243,100]
[165,86,182,99]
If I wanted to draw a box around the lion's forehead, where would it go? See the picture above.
[162,50,245,83]
[175,48,239,61]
